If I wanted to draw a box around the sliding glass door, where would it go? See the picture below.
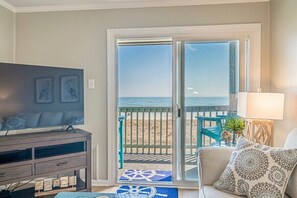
[174,39,243,183]
[115,36,249,186]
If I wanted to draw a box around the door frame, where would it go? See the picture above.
[107,23,261,186]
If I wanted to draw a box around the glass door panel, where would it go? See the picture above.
[117,41,174,185]
[178,40,240,181]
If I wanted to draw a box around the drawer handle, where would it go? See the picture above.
[57,162,68,166]
[0,173,6,177]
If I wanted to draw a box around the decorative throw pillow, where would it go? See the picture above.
[214,138,297,198]
[2,116,26,130]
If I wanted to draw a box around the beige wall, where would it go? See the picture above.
[16,2,270,180]
[270,0,297,146]
[0,5,14,62]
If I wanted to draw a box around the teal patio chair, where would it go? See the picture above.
[196,115,228,149]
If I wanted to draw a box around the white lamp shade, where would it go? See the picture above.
[237,92,285,120]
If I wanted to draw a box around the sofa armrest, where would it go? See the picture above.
[198,147,234,186]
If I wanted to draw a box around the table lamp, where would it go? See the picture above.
[237,92,285,146]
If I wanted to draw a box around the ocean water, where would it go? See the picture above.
[119,97,229,107]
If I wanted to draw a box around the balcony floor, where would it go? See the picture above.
[118,154,198,181]
[124,153,197,165]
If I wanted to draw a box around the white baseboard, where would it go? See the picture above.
[92,180,110,186]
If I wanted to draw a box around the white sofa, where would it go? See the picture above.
[198,128,297,198]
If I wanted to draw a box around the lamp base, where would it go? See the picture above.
[244,119,274,146]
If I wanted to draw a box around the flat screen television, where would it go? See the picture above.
[0,62,84,132]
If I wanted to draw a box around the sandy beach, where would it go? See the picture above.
[119,112,216,154]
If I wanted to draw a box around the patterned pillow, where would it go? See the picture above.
[214,138,297,198]
[2,116,26,130]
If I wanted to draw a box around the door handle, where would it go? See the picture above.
[173,103,181,118]
[57,162,68,166]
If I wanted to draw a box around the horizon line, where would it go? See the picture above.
[119,96,229,98]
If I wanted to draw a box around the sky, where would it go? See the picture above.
[118,44,172,97]
[185,42,229,97]
[118,42,230,97]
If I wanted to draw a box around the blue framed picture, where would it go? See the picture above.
[35,77,54,104]
[60,75,79,103]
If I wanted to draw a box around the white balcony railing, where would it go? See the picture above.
[118,105,228,155]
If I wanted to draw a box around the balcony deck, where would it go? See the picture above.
[124,153,197,165]
[117,105,228,181]
[119,156,198,181]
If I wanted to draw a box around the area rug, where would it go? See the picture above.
[119,169,172,182]
[117,186,178,198]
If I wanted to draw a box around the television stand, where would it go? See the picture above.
[0,129,92,192]
[0,190,9,198]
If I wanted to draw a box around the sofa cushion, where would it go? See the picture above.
[286,169,297,198]
[214,138,297,198]
[284,194,291,198]
[200,186,246,198]
[210,186,292,198]
[38,112,63,127]
[200,186,291,198]
[284,128,297,198]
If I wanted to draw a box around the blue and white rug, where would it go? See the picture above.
[119,169,172,182]
[55,192,119,198]
[117,186,178,198]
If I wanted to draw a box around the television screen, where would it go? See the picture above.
[0,62,84,131]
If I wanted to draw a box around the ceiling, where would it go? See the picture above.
[0,0,269,13]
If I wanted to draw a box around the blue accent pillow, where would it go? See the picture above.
[2,116,26,130]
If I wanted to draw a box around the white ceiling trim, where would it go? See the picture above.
[0,0,15,12]
[1,0,269,13]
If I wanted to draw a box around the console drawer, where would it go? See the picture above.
[0,164,32,182]
[35,155,86,175]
